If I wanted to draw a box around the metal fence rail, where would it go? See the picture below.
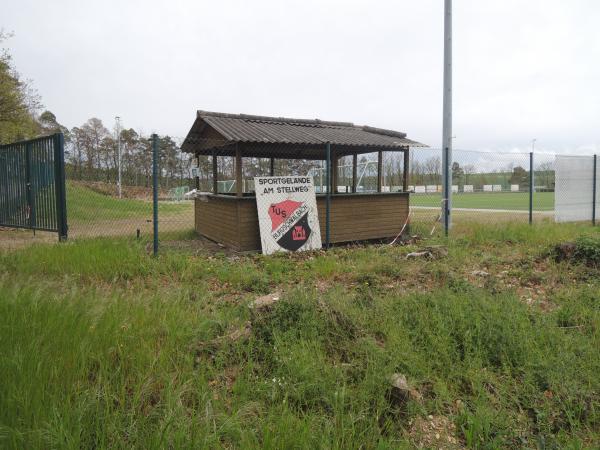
[0,133,67,240]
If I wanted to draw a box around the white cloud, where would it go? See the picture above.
[3,0,599,153]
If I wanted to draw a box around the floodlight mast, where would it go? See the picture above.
[442,0,452,236]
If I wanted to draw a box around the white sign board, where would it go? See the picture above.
[511,184,519,192]
[254,176,322,255]
[463,184,474,192]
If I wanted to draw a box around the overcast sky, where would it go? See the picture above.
[3,0,600,153]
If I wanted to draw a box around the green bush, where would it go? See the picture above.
[574,235,600,266]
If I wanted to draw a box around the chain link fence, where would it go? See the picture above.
[2,136,598,250]
[58,146,600,243]
[406,148,598,234]
[64,137,195,241]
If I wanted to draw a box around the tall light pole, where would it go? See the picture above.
[115,116,122,198]
[442,0,453,236]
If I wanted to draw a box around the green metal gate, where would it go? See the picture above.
[0,133,68,240]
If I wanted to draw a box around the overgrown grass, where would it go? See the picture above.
[1,222,599,448]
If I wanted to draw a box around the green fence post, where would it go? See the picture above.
[529,151,534,225]
[443,146,451,237]
[593,154,597,226]
[53,133,68,241]
[325,142,331,250]
[152,134,159,256]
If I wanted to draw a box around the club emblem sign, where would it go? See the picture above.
[254,176,322,255]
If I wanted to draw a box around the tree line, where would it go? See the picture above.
[0,32,192,191]
[67,117,190,189]
[0,31,42,143]
[1,31,555,194]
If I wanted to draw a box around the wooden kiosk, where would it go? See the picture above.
[181,111,427,251]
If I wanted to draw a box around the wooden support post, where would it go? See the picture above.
[269,157,275,176]
[352,153,357,193]
[325,143,331,249]
[331,150,339,194]
[377,150,383,192]
[194,152,200,190]
[235,144,243,197]
[212,151,218,194]
[403,147,410,192]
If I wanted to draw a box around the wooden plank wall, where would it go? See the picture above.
[237,200,262,250]
[195,196,240,249]
[195,193,409,251]
[316,194,409,243]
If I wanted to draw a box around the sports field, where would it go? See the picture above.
[411,191,554,211]
[66,182,194,238]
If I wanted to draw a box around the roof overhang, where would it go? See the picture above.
[181,110,428,159]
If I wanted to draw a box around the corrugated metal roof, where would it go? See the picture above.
[182,111,427,153]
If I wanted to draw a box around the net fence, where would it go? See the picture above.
[62,135,195,241]
[50,147,600,240]
[2,139,598,250]
[408,148,537,231]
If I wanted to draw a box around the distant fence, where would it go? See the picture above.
[406,148,598,230]
[191,148,599,231]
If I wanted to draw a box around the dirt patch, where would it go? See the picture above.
[406,245,448,260]
[0,228,58,251]
[408,415,464,449]
[158,235,242,256]
[69,212,194,239]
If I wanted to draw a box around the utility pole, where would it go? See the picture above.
[442,0,453,236]
[115,116,122,199]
